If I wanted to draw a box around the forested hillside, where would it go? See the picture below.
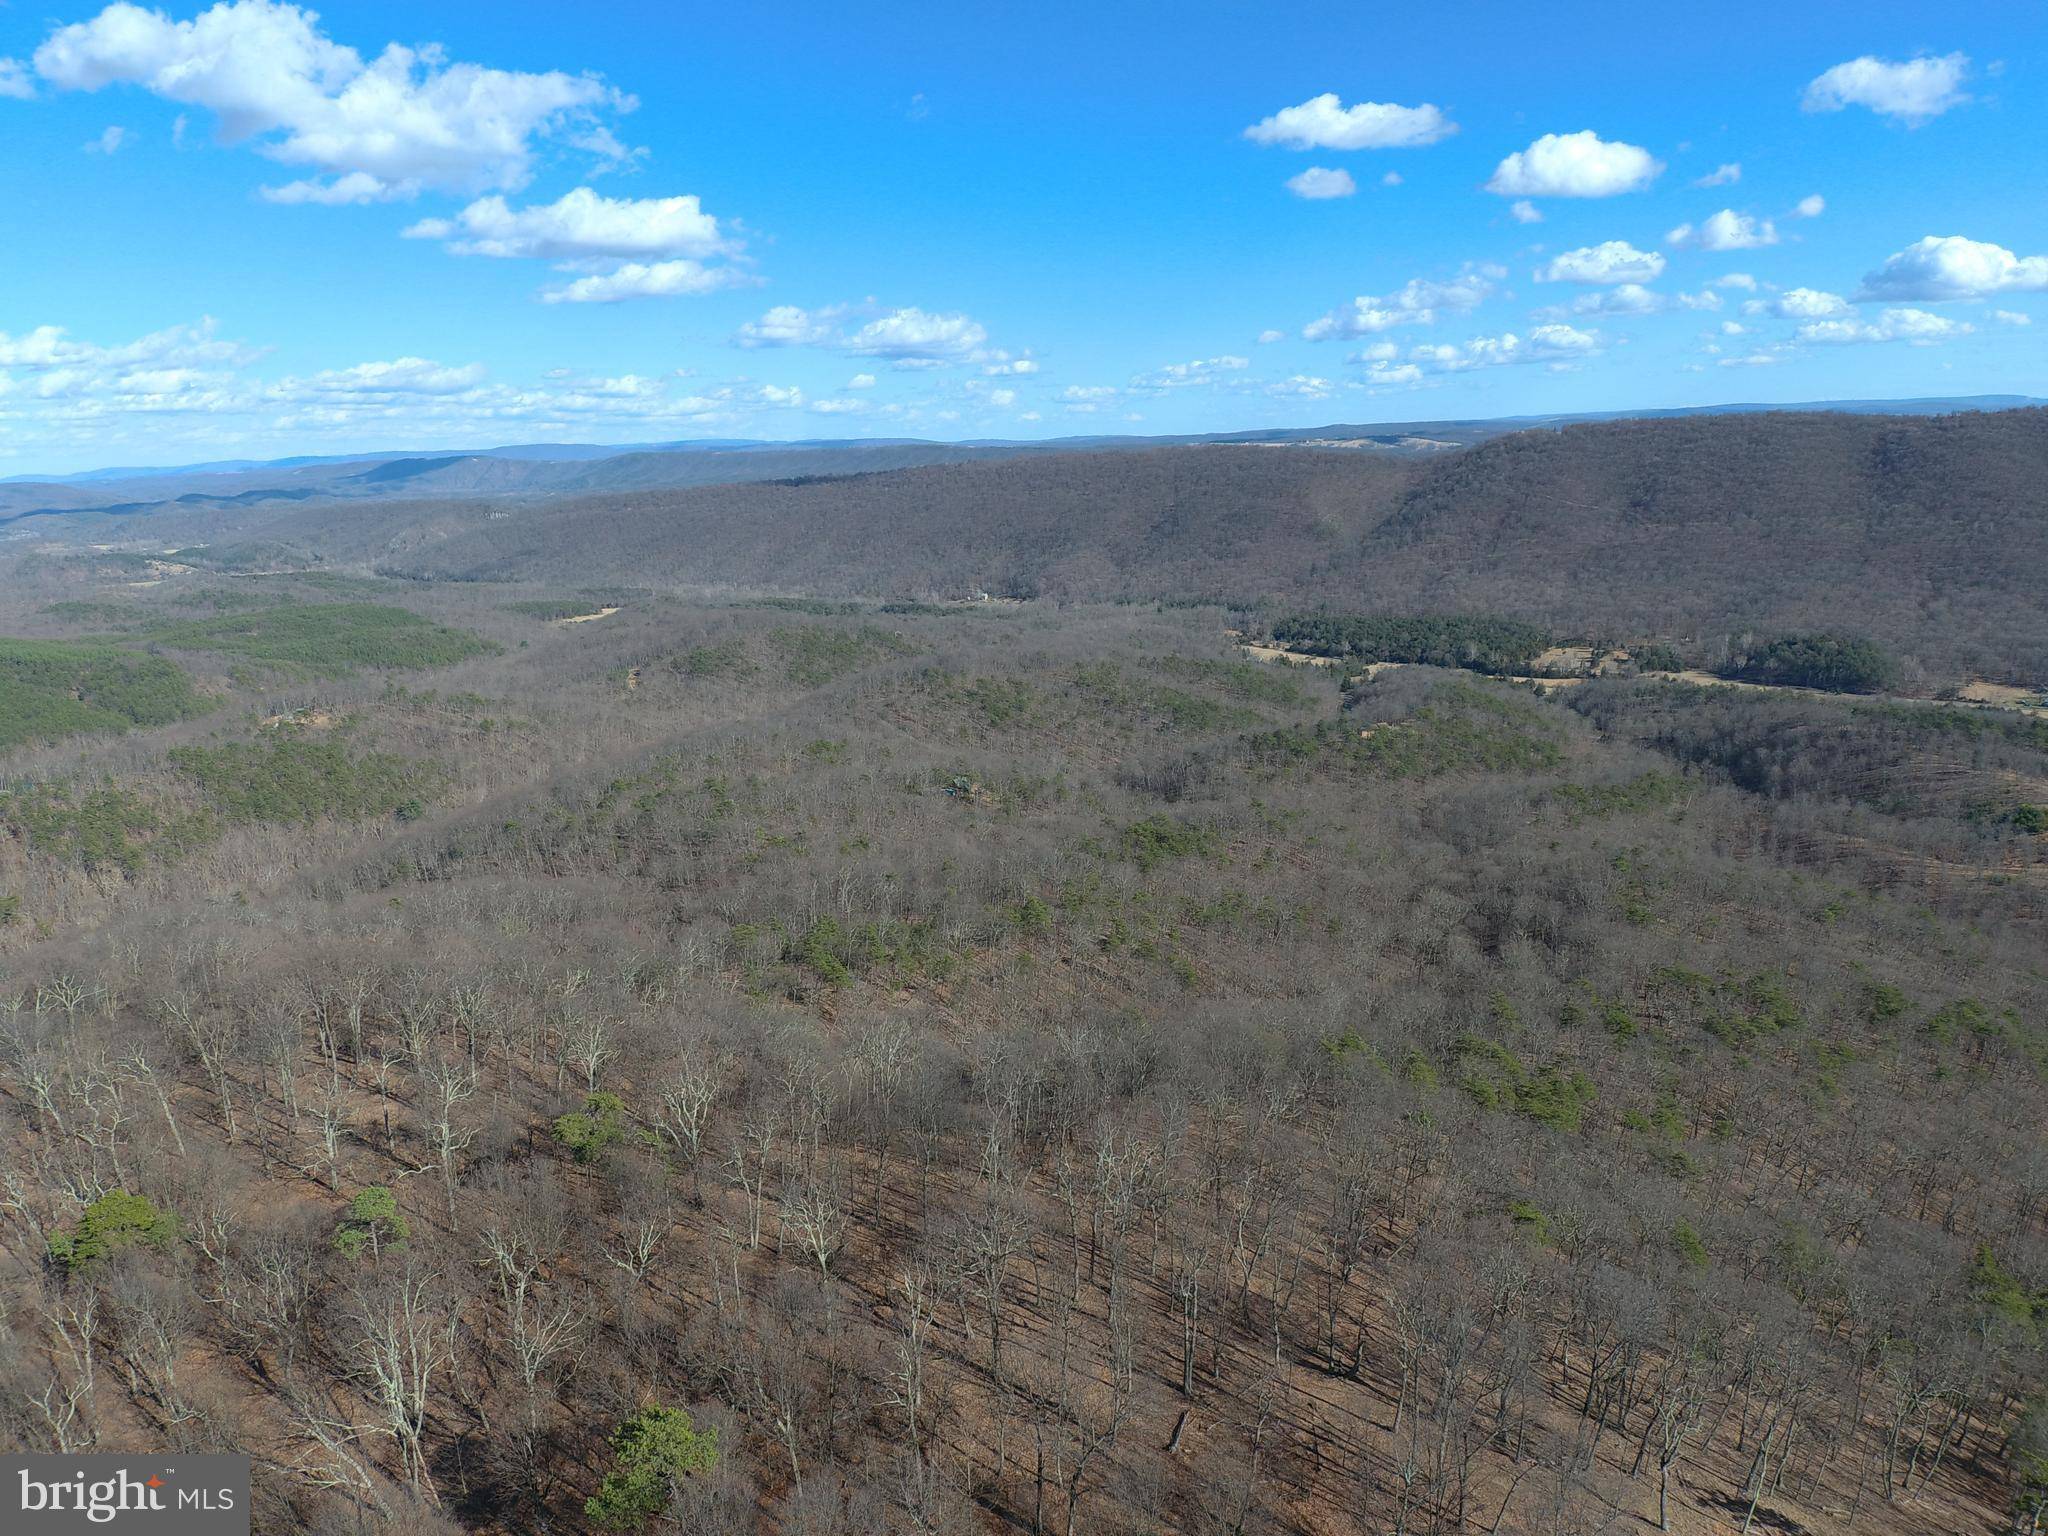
[106,405,2048,685]
[0,561,2042,1535]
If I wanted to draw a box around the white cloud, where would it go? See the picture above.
[1568,282,1666,315]
[1485,131,1662,198]
[1666,209,1779,251]
[1244,93,1455,150]
[1129,355,1249,390]
[31,0,632,202]
[404,188,732,260]
[1798,307,1973,345]
[1769,287,1852,319]
[1537,241,1665,284]
[846,372,877,388]
[1303,267,1498,339]
[1266,375,1336,399]
[845,307,987,362]
[1408,324,1601,373]
[988,387,1017,407]
[540,259,754,304]
[1858,235,2048,301]
[1993,310,2032,327]
[1256,328,1287,344]
[1693,162,1741,187]
[0,57,34,99]
[1285,166,1356,200]
[1792,194,1825,219]
[84,124,129,154]
[733,305,844,348]
[981,352,1039,376]
[280,357,487,396]
[1508,199,1543,225]
[1381,171,1402,187]
[1803,54,1970,125]
[1713,273,1758,291]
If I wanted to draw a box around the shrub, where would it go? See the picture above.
[586,1405,719,1529]
[48,1191,178,1273]
[554,1092,628,1163]
[334,1186,409,1259]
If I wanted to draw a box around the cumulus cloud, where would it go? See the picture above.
[405,188,732,260]
[1536,241,1665,284]
[980,352,1039,376]
[1303,268,1498,340]
[845,373,877,389]
[84,124,129,154]
[845,308,988,362]
[1713,273,1759,291]
[733,304,993,365]
[1803,53,1970,125]
[1693,162,1741,187]
[1508,200,1542,225]
[1405,324,1601,374]
[1256,329,1287,344]
[1798,307,1973,345]
[280,357,487,396]
[1244,93,1455,150]
[1265,375,1336,399]
[1285,166,1356,200]
[1993,310,2032,327]
[1857,235,2048,302]
[31,0,632,203]
[1666,209,1779,251]
[1768,287,1852,319]
[1792,194,1825,219]
[541,260,755,304]
[1485,130,1661,198]
[0,57,34,99]
[1567,283,1667,315]
[733,305,844,348]
[1129,356,1249,390]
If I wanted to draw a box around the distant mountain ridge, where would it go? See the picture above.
[3,395,2039,526]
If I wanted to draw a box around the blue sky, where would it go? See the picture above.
[0,0,2043,473]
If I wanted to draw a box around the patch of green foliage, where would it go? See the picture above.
[1968,1244,2046,1332]
[1249,682,1561,781]
[41,600,146,627]
[1159,656,1313,708]
[501,594,628,620]
[334,1186,408,1259]
[1117,814,1218,870]
[1271,613,1553,675]
[48,1190,178,1273]
[1071,661,1262,733]
[141,604,495,676]
[667,639,757,680]
[1672,1219,1710,1268]
[1554,772,1686,819]
[1631,642,1684,673]
[0,638,209,750]
[1453,1035,1596,1132]
[553,1092,629,1163]
[586,1405,719,1530]
[1650,967,1805,1048]
[167,736,445,824]
[771,624,915,686]
[778,915,955,987]
[0,783,216,874]
[1720,633,1899,694]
